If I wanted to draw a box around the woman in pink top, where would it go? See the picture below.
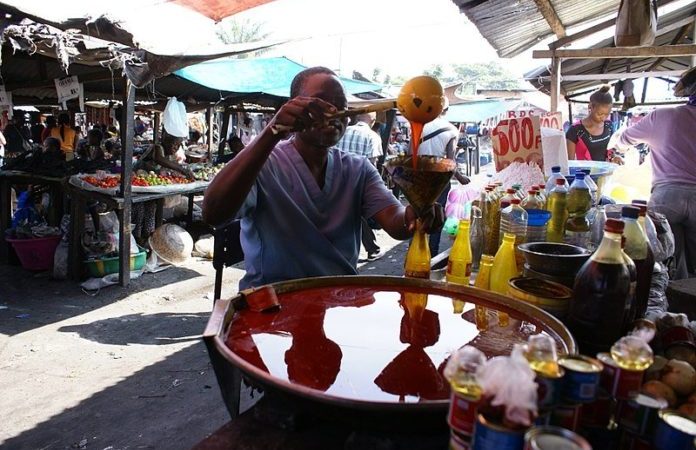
[616,67,696,279]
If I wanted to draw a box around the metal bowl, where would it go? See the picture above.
[204,275,576,431]
[518,242,591,277]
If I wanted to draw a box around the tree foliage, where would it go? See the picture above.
[216,18,271,59]
[423,62,522,91]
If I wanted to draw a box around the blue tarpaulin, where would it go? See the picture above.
[174,56,381,98]
[444,99,523,123]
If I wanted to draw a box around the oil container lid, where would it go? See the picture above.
[621,206,640,219]
[605,218,625,234]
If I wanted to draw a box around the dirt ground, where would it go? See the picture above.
[1,228,449,450]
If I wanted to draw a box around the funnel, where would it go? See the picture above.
[385,155,456,217]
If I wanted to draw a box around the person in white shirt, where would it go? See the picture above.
[417,99,469,255]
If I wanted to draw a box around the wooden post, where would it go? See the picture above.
[692,23,696,67]
[641,78,649,104]
[218,109,231,159]
[568,101,573,124]
[153,111,161,144]
[551,57,562,112]
[207,106,215,161]
[119,79,135,287]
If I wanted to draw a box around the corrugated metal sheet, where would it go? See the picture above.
[524,3,695,96]
[452,0,620,57]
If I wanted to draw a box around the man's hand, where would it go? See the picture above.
[269,97,338,137]
[404,204,445,234]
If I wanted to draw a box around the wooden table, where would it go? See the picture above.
[66,182,208,285]
[0,170,66,264]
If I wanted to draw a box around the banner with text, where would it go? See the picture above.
[491,111,562,172]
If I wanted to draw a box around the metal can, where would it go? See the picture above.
[450,429,472,450]
[597,352,644,400]
[653,410,696,450]
[559,355,603,403]
[580,388,615,428]
[472,414,526,450]
[617,392,668,438]
[550,403,581,432]
[533,410,552,427]
[448,392,481,436]
[535,368,564,410]
[524,426,591,450]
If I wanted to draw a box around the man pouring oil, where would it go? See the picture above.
[203,67,445,289]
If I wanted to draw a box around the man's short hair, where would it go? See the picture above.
[290,67,337,99]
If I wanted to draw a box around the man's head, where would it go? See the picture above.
[228,135,244,154]
[355,112,376,126]
[88,128,103,146]
[46,116,57,128]
[58,113,71,126]
[161,128,185,155]
[43,137,61,154]
[289,67,348,147]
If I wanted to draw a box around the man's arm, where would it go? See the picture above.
[445,136,470,185]
[202,97,337,227]
[615,112,656,152]
[566,139,576,160]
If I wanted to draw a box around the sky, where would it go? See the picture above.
[226,0,534,80]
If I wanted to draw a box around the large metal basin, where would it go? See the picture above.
[203,276,576,431]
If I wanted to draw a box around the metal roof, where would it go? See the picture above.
[524,4,695,96]
[451,0,620,57]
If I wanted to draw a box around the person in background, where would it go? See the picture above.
[4,115,31,157]
[29,114,44,144]
[42,136,63,158]
[49,113,78,158]
[417,98,470,256]
[40,116,56,142]
[614,67,696,279]
[336,112,385,261]
[216,135,245,164]
[238,117,256,145]
[77,129,105,161]
[203,67,442,289]
[566,86,622,164]
[134,116,147,137]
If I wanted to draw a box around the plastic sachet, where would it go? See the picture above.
[444,346,486,384]
[610,326,655,371]
[476,344,538,427]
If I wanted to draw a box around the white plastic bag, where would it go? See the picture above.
[615,0,657,47]
[540,127,568,176]
[163,97,188,138]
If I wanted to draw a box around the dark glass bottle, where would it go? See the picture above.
[567,219,632,354]
[621,206,655,321]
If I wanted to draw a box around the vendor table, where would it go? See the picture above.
[65,182,207,285]
[0,170,66,264]
[191,398,447,450]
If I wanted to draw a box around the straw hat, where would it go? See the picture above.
[149,223,193,264]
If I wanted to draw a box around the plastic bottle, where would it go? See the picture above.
[568,219,632,354]
[483,188,501,256]
[499,199,528,271]
[533,186,546,209]
[525,209,551,243]
[473,255,493,331]
[621,206,654,322]
[469,206,484,272]
[491,233,519,327]
[447,219,473,286]
[565,172,592,249]
[444,346,486,437]
[512,183,525,200]
[546,178,568,243]
[581,169,599,206]
[545,166,567,195]
[405,220,430,279]
[589,204,607,252]
[499,188,517,210]
[525,334,561,377]
[521,189,543,211]
[631,201,659,255]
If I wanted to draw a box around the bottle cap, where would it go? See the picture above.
[605,218,625,234]
[555,178,565,185]
[552,166,561,173]
[528,190,536,195]
[632,203,647,216]
[575,172,586,180]
[581,169,591,175]
[485,186,493,191]
[506,188,516,194]
[632,199,647,205]
[539,183,546,189]
[621,206,640,219]
[531,185,539,190]
[511,198,521,205]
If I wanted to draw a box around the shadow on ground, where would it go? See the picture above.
[0,265,204,336]
[1,341,229,450]
[59,312,209,346]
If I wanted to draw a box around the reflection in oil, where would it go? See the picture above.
[226,286,558,404]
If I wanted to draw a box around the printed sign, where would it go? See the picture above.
[491,111,562,172]
[54,76,80,104]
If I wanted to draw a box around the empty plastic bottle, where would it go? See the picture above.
[581,169,599,206]
[545,166,567,195]
[589,204,607,252]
